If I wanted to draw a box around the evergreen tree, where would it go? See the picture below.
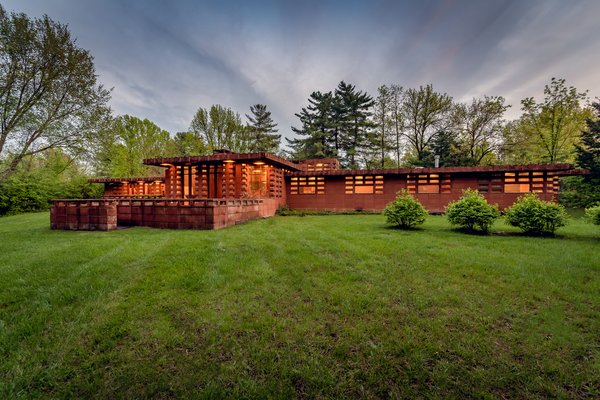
[576,102,600,183]
[336,81,375,168]
[245,104,280,153]
[288,91,336,159]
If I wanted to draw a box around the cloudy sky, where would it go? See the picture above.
[4,0,600,143]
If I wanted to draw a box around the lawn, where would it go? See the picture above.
[0,212,599,399]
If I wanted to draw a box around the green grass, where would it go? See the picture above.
[0,212,599,399]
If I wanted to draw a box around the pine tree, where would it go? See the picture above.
[245,104,280,153]
[335,81,375,169]
[287,91,336,159]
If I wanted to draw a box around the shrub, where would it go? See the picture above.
[559,176,600,208]
[585,204,600,225]
[445,189,499,233]
[505,193,567,235]
[383,190,428,228]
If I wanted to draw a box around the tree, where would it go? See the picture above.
[0,6,111,182]
[575,102,600,183]
[520,78,589,163]
[190,105,249,152]
[401,85,453,164]
[372,85,394,168]
[288,91,336,159]
[336,81,375,168]
[172,131,207,156]
[452,96,508,165]
[94,115,172,177]
[389,84,404,167]
[245,104,280,153]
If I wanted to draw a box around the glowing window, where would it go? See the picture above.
[407,174,451,194]
[345,175,383,194]
[290,176,325,195]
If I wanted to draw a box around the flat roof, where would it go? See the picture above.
[287,163,584,177]
[144,152,302,171]
[88,176,164,183]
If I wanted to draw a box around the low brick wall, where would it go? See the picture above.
[51,200,117,231]
[51,198,280,231]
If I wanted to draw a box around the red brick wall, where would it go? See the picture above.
[286,175,558,213]
[51,200,117,231]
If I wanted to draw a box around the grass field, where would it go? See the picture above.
[0,212,599,399]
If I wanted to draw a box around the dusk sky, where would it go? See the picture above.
[5,0,599,143]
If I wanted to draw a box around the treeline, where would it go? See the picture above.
[287,79,591,169]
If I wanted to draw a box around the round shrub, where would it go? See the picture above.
[445,189,499,233]
[505,193,567,235]
[384,189,428,228]
[585,204,600,225]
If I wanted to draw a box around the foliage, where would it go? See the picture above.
[451,96,508,166]
[172,131,207,156]
[558,176,600,208]
[288,81,375,168]
[190,105,249,152]
[383,190,428,228]
[401,85,453,165]
[575,102,600,183]
[245,104,280,153]
[584,204,600,226]
[445,189,500,233]
[505,193,567,235]
[0,5,111,182]
[519,78,589,163]
[93,115,172,177]
[0,149,101,215]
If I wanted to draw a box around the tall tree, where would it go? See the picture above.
[190,105,249,152]
[452,96,508,165]
[401,85,453,164]
[389,84,404,167]
[336,81,375,168]
[0,5,111,182]
[372,85,394,168]
[576,102,600,183]
[245,104,280,153]
[520,78,589,163]
[94,115,172,177]
[288,91,336,159]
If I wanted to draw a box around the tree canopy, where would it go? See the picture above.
[0,5,111,182]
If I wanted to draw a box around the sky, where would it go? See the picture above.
[4,0,600,143]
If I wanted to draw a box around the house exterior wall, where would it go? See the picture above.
[285,174,558,213]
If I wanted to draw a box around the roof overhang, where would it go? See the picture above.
[88,176,164,183]
[144,152,302,171]
[286,163,583,177]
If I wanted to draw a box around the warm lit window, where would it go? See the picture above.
[407,174,451,194]
[345,175,383,194]
[290,176,324,195]
[479,171,558,194]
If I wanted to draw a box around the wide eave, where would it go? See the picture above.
[287,163,585,177]
[144,152,302,171]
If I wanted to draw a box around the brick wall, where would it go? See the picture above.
[51,198,280,231]
[51,200,117,231]
[286,175,558,213]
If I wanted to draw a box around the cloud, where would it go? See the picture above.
[3,0,599,140]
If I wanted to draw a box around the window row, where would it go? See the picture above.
[478,172,559,194]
